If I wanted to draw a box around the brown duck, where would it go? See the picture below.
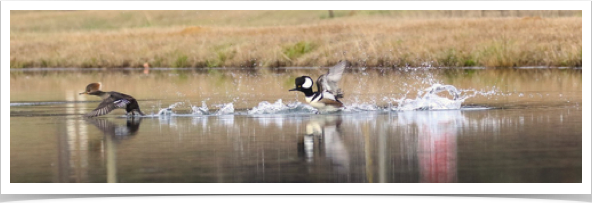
[79,82,145,117]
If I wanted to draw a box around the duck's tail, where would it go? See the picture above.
[128,99,146,116]
[135,109,146,116]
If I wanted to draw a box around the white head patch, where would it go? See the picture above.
[302,77,313,89]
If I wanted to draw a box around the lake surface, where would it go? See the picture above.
[10,67,582,183]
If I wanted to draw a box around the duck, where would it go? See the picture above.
[289,61,348,112]
[79,82,145,117]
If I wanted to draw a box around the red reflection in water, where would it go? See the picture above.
[418,128,457,183]
[401,111,460,183]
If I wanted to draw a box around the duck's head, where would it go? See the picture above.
[289,76,313,92]
[79,82,102,95]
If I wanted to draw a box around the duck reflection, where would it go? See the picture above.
[84,117,142,183]
[298,115,350,175]
[84,117,142,141]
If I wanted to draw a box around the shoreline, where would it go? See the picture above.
[10,66,583,72]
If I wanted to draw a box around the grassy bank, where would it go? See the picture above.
[10,11,582,68]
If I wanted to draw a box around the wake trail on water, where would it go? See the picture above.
[142,84,493,117]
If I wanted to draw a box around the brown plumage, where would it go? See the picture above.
[318,97,344,108]
[79,82,145,117]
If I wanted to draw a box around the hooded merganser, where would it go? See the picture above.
[289,61,348,112]
[79,82,145,117]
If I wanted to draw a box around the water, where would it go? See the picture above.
[10,67,582,183]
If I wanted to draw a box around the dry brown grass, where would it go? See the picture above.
[10,11,582,68]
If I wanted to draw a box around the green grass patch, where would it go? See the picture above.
[283,41,316,61]
[10,59,31,68]
[463,57,477,67]
[172,55,189,68]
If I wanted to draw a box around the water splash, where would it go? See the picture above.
[391,84,465,111]
[157,108,174,116]
[140,101,183,117]
[247,99,316,115]
[424,84,461,100]
[191,101,210,115]
[138,101,185,118]
[213,102,234,115]
[99,83,498,118]
[343,102,380,112]
[145,101,234,117]
[167,101,185,109]
[461,87,497,98]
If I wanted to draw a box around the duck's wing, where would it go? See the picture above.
[326,61,347,83]
[85,96,131,117]
[317,61,347,98]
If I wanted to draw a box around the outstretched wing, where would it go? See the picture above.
[317,61,347,98]
[325,60,347,83]
[85,98,130,117]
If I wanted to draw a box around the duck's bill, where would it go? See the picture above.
[79,92,87,95]
[289,88,298,91]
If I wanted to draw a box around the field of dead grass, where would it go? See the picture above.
[10,10,582,68]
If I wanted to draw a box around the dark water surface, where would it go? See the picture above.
[10,68,582,183]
